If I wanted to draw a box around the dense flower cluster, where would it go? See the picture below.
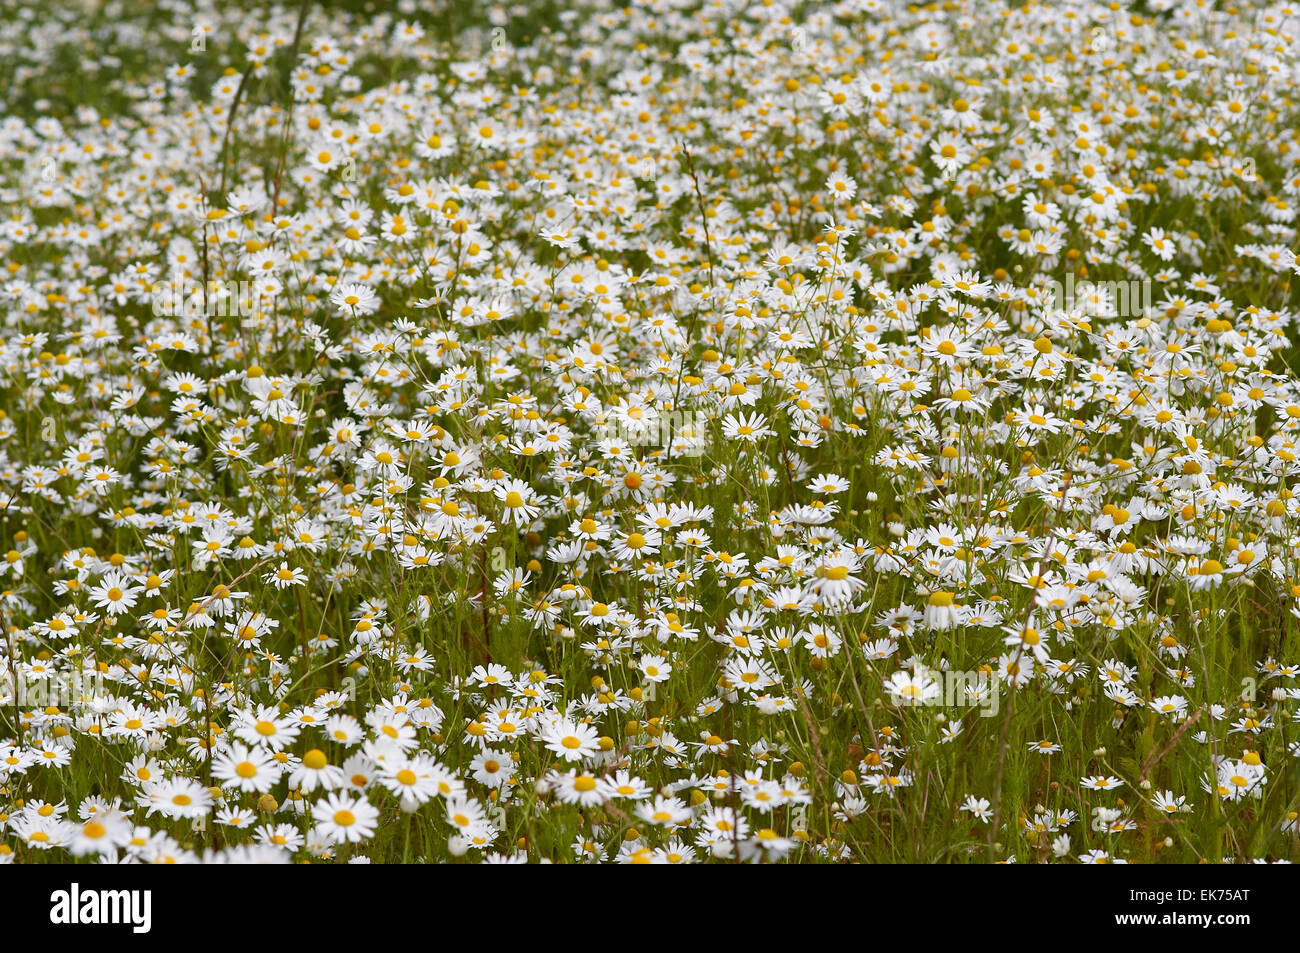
[1,0,1299,863]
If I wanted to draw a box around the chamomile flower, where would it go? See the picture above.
[314,792,380,843]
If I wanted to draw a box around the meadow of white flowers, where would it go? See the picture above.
[1,0,1299,864]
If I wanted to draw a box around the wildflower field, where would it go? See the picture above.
[1,0,1300,865]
